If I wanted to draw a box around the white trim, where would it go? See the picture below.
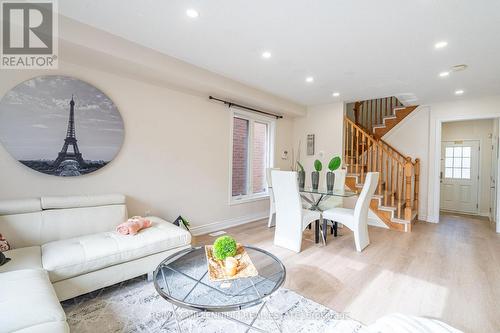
[229,193,269,206]
[430,113,500,230]
[228,109,276,205]
[189,211,268,236]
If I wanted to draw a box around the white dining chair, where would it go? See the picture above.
[322,172,379,252]
[271,170,322,253]
[266,167,280,228]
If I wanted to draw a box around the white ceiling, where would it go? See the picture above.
[59,0,500,106]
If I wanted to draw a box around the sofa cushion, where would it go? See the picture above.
[40,204,128,244]
[42,221,191,282]
[0,269,67,333]
[0,246,42,273]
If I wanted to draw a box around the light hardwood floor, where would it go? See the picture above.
[195,213,500,332]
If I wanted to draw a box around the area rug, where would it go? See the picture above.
[62,276,369,333]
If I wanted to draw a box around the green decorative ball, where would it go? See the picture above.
[213,235,237,261]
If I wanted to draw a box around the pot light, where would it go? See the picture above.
[439,71,450,77]
[451,64,468,72]
[186,9,199,18]
[455,89,464,95]
[305,76,314,83]
[261,51,272,59]
[435,41,448,49]
[332,92,340,97]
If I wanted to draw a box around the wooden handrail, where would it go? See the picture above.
[344,116,418,222]
[345,117,406,166]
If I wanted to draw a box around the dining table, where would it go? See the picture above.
[299,187,357,244]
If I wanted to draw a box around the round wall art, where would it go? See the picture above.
[0,75,124,177]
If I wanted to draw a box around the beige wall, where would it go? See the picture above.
[442,119,494,216]
[0,17,302,235]
[292,103,344,187]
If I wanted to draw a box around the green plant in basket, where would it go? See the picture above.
[213,235,237,260]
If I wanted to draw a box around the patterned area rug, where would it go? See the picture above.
[62,276,369,333]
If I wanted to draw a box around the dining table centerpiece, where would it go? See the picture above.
[205,235,258,281]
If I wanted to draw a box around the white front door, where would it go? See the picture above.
[440,140,480,214]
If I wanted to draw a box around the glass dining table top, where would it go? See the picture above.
[299,187,357,197]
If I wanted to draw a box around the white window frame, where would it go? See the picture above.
[229,109,275,205]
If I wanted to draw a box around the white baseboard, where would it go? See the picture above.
[190,211,268,236]
[417,214,428,221]
[479,211,490,218]
[425,215,440,223]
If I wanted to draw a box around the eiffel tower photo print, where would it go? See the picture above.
[0,75,124,177]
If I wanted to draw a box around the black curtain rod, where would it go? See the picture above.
[209,96,283,119]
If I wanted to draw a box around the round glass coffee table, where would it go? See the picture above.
[153,246,286,332]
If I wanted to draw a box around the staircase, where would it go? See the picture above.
[351,97,418,139]
[344,96,420,232]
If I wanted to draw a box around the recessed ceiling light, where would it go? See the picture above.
[305,77,314,83]
[435,41,448,49]
[332,92,340,97]
[451,64,468,72]
[439,71,450,77]
[455,89,464,95]
[186,9,199,18]
[261,51,272,59]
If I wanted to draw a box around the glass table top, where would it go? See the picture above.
[153,246,286,312]
[299,187,357,197]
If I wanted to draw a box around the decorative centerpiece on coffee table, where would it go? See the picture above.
[205,235,258,281]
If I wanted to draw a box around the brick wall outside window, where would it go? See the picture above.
[232,117,248,196]
[252,122,268,193]
[231,114,272,198]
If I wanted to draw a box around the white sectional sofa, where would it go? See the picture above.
[0,194,192,333]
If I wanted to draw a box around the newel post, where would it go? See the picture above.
[414,158,420,218]
[404,157,413,221]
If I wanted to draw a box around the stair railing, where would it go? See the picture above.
[352,96,403,133]
[344,117,419,222]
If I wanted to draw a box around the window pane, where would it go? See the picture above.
[453,168,461,178]
[462,146,471,157]
[445,168,453,178]
[445,147,454,157]
[232,117,249,196]
[445,158,453,168]
[252,122,268,194]
[453,157,462,168]
[462,168,471,179]
[454,147,462,157]
[462,157,471,168]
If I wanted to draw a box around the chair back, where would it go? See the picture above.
[271,171,302,230]
[266,168,280,188]
[354,172,379,224]
[333,169,347,190]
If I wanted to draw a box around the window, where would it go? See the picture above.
[230,111,274,203]
[444,146,471,179]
